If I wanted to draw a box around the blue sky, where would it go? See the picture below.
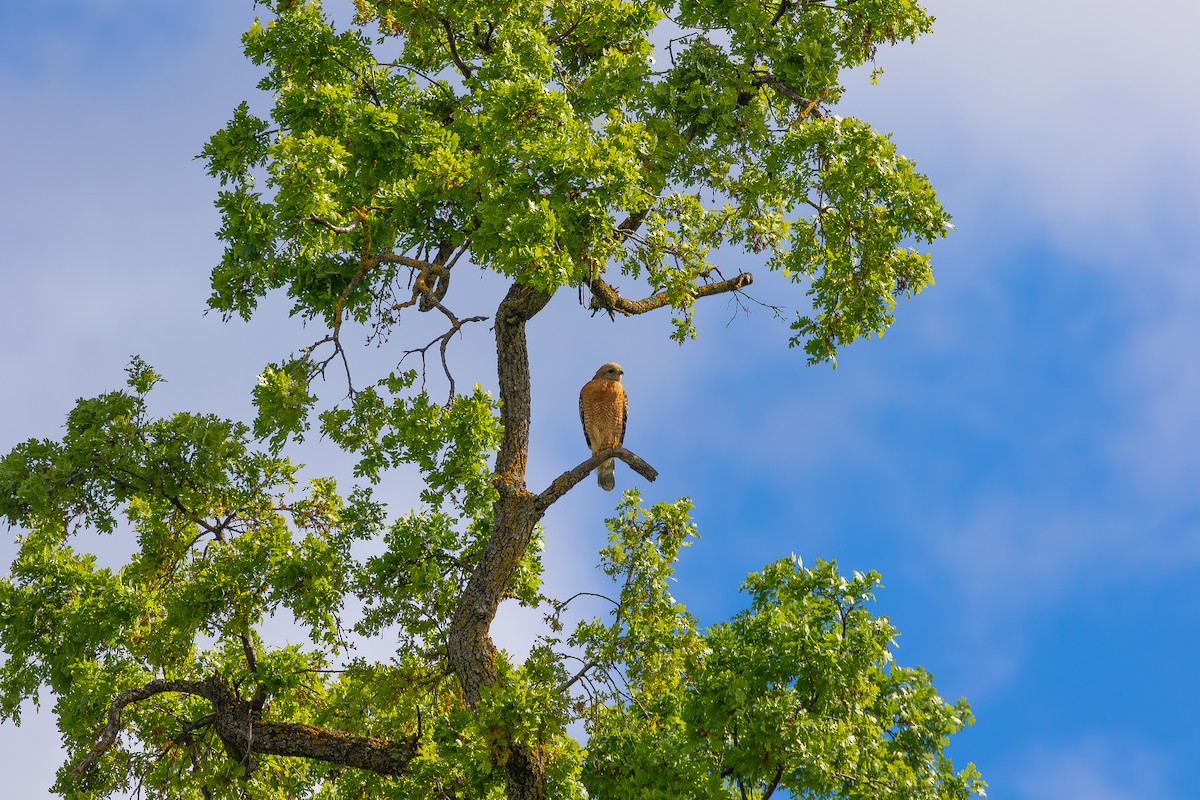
[2,1,1199,798]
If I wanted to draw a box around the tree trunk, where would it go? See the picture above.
[504,744,549,800]
[447,281,553,797]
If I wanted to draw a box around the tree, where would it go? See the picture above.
[0,1,983,798]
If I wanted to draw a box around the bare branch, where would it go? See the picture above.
[588,272,754,317]
[441,19,475,79]
[304,214,361,235]
[534,446,658,512]
[615,207,652,241]
[561,660,598,691]
[726,285,788,327]
[239,629,259,677]
[762,762,786,799]
[299,333,355,398]
[444,240,471,271]
[750,72,828,119]
[377,251,433,271]
[555,590,619,611]
[71,679,208,779]
[472,20,496,54]
[769,0,792,27]
[759,78,817,110]
[400,309,489,403]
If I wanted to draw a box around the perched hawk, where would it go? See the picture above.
[579,362,628,491]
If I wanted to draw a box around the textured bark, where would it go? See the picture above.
[446,274,746,797]
[202,674,416,775]
[448,282,552,708]
[446,282,553,799]
[504,744,549,800]
[493,282,553,483]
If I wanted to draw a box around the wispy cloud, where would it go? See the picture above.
[1108,259,1200,500]
[848,0,1200,264]
[1013,736,1171,800]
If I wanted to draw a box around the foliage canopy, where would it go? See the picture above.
[0,1,981,799]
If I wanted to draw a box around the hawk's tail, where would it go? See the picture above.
[597,458,616,491]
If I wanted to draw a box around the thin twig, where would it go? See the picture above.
[555,591,620,611]
[399,310,489,403]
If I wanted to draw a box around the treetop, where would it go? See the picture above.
[203,0,949,362]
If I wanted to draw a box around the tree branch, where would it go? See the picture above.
[588,272,754,316]
[399,309,489,403]
[304,214,360,235]
[71,679,209,779]
[534,447,658,513]
[448,281,553,799]
[108,465,229,543]
[769,0,856,27]
[448,283,552,706]
[769,0,792,26]
[295,331,358,399]
[441,19,475,79]
[491,283,554,483]
[71,674,419,784]
[750,73,827,118]
[561,660,598,691]
[615,207,652,241]
[376,251,431,271]
[762,762,786,800]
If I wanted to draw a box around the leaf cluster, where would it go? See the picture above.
[565,494,983,799]
[0,363,515,797]
[201,0,950,362]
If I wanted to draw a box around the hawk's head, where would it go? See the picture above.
[593,362,623,381]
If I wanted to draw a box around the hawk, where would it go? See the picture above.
[579,362,628,491]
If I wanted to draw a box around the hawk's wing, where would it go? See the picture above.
[579,387,593,450]
[618,384,628,446]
